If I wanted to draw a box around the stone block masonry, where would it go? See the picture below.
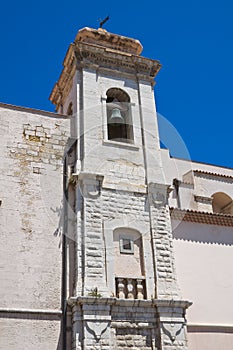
[0,105,70,350]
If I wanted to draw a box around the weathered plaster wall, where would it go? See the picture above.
[0,105,69,349]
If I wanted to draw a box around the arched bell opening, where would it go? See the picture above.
[106,88,134,143]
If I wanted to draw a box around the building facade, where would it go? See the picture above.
[0,27,232,350]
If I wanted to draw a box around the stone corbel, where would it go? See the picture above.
[148,183,173,208]
[155,299,192,344]
[161,319,186,343]
[85,320,110,342]
[78,172,104,199]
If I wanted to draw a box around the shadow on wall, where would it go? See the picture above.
[172,220,233,246]
[52,203,64,248]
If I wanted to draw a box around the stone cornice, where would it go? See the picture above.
[50,40,161,111]
[49,44,76,111]
[183,169,233,184]
[75,27,143,55]
[193,170,233,182]
[74,41,161,78]
[68,296,192,309]
[170,207,233,226]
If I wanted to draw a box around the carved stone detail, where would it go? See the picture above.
[78,172,104,199]
[148,183,172,208]
[136,278,144,300]
[127,278,134,299]
[86,320,110,342]
[75,42,161,78]
[156,300,192,349]
[50,39,161,110]
[117,278,125,299]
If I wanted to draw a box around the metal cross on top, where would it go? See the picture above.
[99,15,110,28]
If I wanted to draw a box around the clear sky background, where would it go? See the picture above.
[0,0,232,168]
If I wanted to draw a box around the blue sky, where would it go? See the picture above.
[0,0,232,168]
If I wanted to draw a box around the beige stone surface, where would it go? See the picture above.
[0,105,69,348]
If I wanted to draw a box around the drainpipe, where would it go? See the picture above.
[173,178,181,209]
[62,155,68,350]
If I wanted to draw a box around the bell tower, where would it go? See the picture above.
[50,27,191,350]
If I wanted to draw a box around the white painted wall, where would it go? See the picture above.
[173,220,233,324]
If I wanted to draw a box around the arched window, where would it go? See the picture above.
[113,228,146,299]
[106,88,133,143]
[212,192,233,215]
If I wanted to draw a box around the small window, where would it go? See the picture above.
[106,88,133,143]
[120,237,134,254]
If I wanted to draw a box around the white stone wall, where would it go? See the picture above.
[75,186,151,297]
[69,63,190,349]
[0,105,70,349]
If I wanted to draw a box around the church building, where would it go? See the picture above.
[0,27,232,350]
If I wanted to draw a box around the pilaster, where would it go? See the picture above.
[75,172,107,296]
[155,300,191,350]
[148,183,181,299]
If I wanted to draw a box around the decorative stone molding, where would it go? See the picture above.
[75,27,143,56]
[50,28,161,110]
[148,183,172,208]
[68,297,191,349]
[49,44,76,111]
[75,42,161,78]
[115,277,146,300]
[77,172,104,198]
[85,320,110,342]
[111,321,154,329]
[155,300,192,349]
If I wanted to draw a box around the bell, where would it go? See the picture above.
[108,108,125,124]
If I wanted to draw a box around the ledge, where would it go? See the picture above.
[0,102,67,119]
[187,323,233,333]
[193,170,233,181]
[170,208,233,227]
[0,308,62,321]
[68,296,192,309]
[102,139,140,151]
